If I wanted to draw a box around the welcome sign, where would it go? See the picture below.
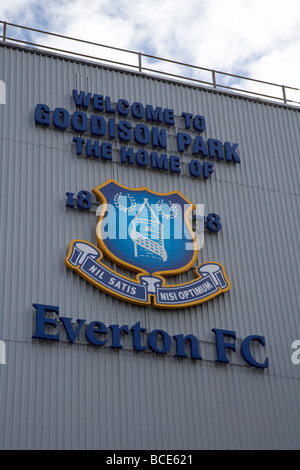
[31,84,270,371]
[34,89,241,179]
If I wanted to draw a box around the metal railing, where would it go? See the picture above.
[1,20,299,106]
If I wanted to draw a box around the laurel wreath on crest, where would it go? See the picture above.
[113,193,178,219]
[113,192,137,212]
[156,199,178,219]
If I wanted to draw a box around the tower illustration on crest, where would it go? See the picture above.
[130,198,167,261]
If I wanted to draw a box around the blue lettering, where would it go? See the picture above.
[34,103,50,126]
[181,113,206,131]
[108,118,116,138]
[131,322,147,351]
[59,317,86,344]
[105,96,115,114]
[208,138,224,160]
[193,115,206,131]
[109,324,129,349]
[224,142,240,163]
[53,107,69,130]
[146,105,163,123]
[173,334,202,360]
[136,149,149,167]
[71,111,88,133]
[32,303,60,341]
[93,94,104,111]
[72,89,92,108]
[169,155,181,173]
[152,127,167,149]
[148,329,172,354]
[86,139,100,158]
[73,136,85,155]
[118,121,132,141]
[131,101,144,119]
[241,335,269,369]
[101,142,112,160]
[164,108,174,125]
[85,321,108,346]
[203,162,214,179]
[151,152,168,171]
[120,146,134,164]
[134,124,150,145]
[181,112,193,129]
[117,99,130,116]
[32,305,268,368]
[189,159,202,177]
[78,139,112,160]
[212,328,236,363]
[91,115,106,136]
[192,136,208,156]
[177,132,192,152]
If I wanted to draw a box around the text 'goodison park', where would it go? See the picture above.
[34,89,240,178]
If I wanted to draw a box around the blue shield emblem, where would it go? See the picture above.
[65,179,230,308]
[92,179,198,276]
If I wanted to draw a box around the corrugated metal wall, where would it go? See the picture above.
[0,43,299,450]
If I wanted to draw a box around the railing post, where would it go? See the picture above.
[3,22,6,42]
[138,52,142,72]
[212,70,217,88]
[282,85,287,104]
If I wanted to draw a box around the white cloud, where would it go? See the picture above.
[0,0,299,104]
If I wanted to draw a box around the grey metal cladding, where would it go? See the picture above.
[0,43,299,450]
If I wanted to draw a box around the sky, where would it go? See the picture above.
[0,0,299,104]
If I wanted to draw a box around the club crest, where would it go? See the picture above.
[65,179,230,308]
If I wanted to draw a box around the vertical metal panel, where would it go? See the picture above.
[0,43,299,449]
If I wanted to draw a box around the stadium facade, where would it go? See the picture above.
[0,37,299,450]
